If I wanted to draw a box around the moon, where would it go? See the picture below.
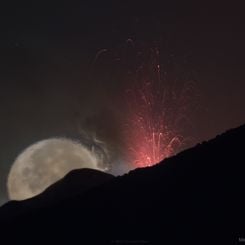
[7,138,106,201]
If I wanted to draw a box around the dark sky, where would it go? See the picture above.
[0,1,245,204]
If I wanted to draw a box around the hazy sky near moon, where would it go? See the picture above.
[0,1,245,205]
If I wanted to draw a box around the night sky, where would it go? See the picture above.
[0,1,245,204]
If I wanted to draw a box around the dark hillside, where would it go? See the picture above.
[1,125,244,244]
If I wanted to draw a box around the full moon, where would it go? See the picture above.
[7,138,106,201]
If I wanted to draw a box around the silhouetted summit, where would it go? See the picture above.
[0,168,114,219]
[1,125,245,244]
[42,168,114,201]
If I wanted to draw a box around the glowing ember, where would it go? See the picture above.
[123,48,193,167]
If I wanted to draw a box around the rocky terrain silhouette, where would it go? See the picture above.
[0,124,244,244]
[0,168,114,219]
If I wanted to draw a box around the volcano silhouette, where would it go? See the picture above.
[0,168,114,219]
[0,125,244,244]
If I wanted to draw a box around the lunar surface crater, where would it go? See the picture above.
[7,138,106,200]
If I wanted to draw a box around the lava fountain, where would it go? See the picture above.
[123,48,194,168]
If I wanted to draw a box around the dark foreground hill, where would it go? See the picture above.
[0,168,114,219]
[1,125,245,244]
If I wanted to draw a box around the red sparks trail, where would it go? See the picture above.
[123,52,193,167]
[125,83,183,167]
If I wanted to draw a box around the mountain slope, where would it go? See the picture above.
[0,168,114,219]
[1,125,245,244]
